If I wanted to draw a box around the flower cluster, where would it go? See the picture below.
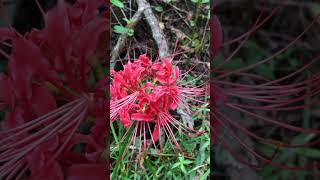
[0,0,107,179]
[212,7,320,172]
[111,54,205,161]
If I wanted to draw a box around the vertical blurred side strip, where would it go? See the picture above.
[210,0,223,178]
[103,0,110,179]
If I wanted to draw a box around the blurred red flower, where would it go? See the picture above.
[0,0,108,179]
[212,6,320,172]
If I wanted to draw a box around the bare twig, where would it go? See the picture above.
[136,0,169,58]
[110,5,145,68]
[111,0,171,68]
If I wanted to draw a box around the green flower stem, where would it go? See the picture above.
[111,122,119,144]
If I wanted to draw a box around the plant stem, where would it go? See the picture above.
[111,122,119,144]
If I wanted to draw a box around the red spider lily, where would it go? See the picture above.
[111,54,206,165]
[0,0,107,179]
[212,6,320,173]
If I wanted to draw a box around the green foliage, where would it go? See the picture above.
[191,0,209,3]
[111,0,124,8]
[113,25,134,36]
[111,0,135,37]
[259,134,316,179]
[154,6,164,13]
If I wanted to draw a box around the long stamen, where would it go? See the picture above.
[214,11,264,70]
[147,122,161,158]
[214,110,320,148]
[0,99,85,152]
[0,98,87,177]
[226,103,320,134]
[215,15,320,80]
[0,98,81,136]
[38,104,88,177]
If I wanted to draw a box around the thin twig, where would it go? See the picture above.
[110,5,145,68]
[111,0,171,68]
[136,0,169,58]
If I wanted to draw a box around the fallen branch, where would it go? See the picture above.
[136,0,169,58]
[110,5,145,68]
[111,0,170,68]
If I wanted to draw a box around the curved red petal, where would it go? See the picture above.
[67,164,105,180]
[131,113,156,122]
[31,85,57,117]
[211,15,223,59]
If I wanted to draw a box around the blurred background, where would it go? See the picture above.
[213,0,320,179]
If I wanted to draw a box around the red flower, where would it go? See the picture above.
[0,0,107,179]
[111,54,206,164]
